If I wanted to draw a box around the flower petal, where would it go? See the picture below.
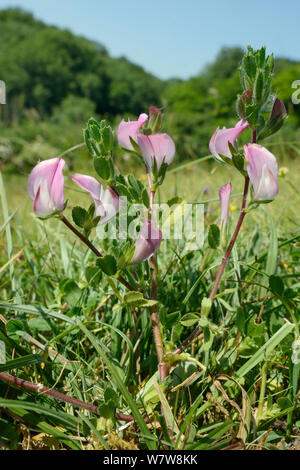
[130,220,162,264]
[28,158,65,217]
[98,186,120,225]
[245,143,278,201]
[209,120,249,161]
[116,113,148,151]
[72,174,119,224]
[219,183,232,224]
[137,133,175,170]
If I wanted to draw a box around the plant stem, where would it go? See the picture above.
[61,215,102,257]
[173,130,256,355]
[147,186,167,380]
[257,362,268,424]
[60,215,137,292]
[0,371,133,422]
[150,254,168,380]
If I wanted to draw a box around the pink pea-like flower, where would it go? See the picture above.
[137,133,176,171]
[72,174,119,225]
[219,183,232,225]
[244,143,279,202]
[130,220,162,264]
[116,113,148,151]
[209,120,249,162]
[27,158,65,217]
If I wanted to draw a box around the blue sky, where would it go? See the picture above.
[0,0,299,79]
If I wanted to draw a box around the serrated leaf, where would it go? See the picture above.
[123,291,157,308]
[6,319,27,341]
[72,206,87,228]
[96,255,117,276]
[201,297,212,316]
[94,156,110,180]
[85,266,102,285]
[99,399,116,419]
[104,386,119,407]
[28,317,52,332]
[180,313,200,327]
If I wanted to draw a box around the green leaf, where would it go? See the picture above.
[0,399,79,432]
[254,70,264,103]
[201,297,212,316]
[104,386,119,407]
[101,126,113,153]
[180,313,200,327]
[96,255,117,276]
[94,156,110,180]
[142,188,150,208]
[85,266,102,285]
[123,291,158,308]
[235,322,294,379]
[99,400,116,419]
[232,153,245,174]
[269,275,284,296]
[28,317,52,332]
[244,54,257,79]
[72,206,87,228]
[0,354,44,372]
[160,310,180,329]
[208,224,220,249]
[6,319,27,341]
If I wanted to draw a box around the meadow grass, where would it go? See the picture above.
[0,138,299,450]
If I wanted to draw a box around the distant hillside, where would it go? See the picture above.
[1,8,300,169]
[0,8,164,123]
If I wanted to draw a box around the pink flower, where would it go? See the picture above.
[130,220,162,264]
[27,158,65,217]
[219,183,232,225]
[244,144,279,201]
[116,113,148,151]
[72,174,119,224]
[137,133,176,171]
[209,120,249,162]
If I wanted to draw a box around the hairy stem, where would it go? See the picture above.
[147,186,167,380]
[173,130,256,355]
[0,372,133,422]
[60,215,137,292]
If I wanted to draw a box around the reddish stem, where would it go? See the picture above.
[0,372,134,422]
[61,216,137,292]
[173,130,256,355]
